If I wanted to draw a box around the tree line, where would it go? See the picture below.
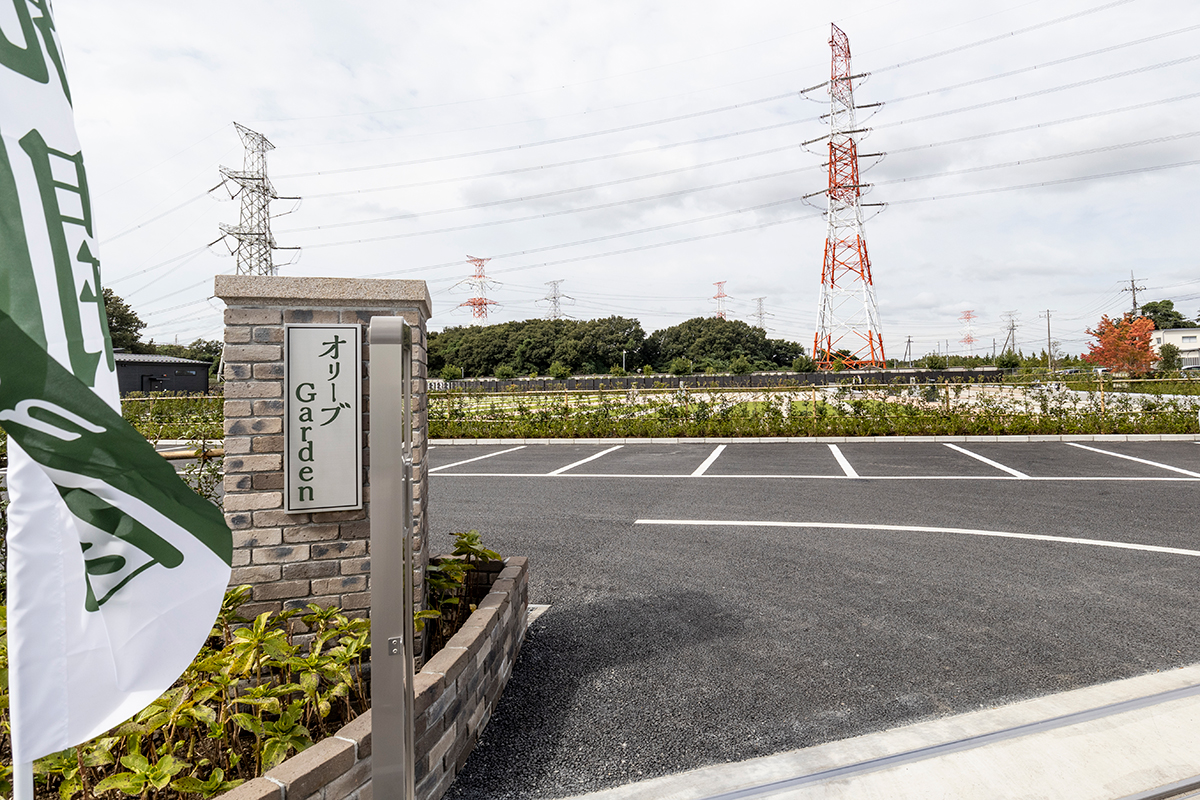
[428,316,810,378]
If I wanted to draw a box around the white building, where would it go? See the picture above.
[1152,328,1200,367]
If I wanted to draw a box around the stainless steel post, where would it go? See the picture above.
[369,317,416,800]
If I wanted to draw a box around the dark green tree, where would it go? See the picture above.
[1140,300,1198,330]
[644,317,803,372]
[102,288,151,352]
[155,338,223,375]
[1158,343,1182,371]
[996,350,1020,369]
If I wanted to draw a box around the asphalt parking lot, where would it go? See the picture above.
[427,440,1200,799]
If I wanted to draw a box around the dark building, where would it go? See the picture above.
[114,353,211,395]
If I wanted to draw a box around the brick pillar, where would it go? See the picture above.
[214,276,431,638]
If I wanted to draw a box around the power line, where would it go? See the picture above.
[875,54,1200,132]
[883,23,1200,106]
[887,157,1200,205]
[878,130,1200,187]
[278,92,809,178]
[284,158,808,234]
[299,142,799,198]
[872,0,1138,74]
[304,194,805,253]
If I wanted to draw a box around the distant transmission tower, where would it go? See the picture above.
[959,310,977,355]
[812,24,884,370]
[750,297,772,330]
[538,279,574,320]
[217,122,298,275]
[455,255,500,323]
[713,281,728,320]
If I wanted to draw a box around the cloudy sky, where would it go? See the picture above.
[54,0,1200,359]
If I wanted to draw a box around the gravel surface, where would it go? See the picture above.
[430,442,1200,799]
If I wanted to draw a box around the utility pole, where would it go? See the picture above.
[1041,310,1055,372]
[903,336,912,366]
[1121,271,1146,315]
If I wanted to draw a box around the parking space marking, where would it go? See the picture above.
[437,472,1198,482]
[943,443,1029,478]
[691,445,727,477]
[547,445,624,475]
[635,519,1200,559]
[828,444,859,478]
[429,445,526,473]
[1066,442,1200,478]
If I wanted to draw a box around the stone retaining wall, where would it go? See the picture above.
[221,556,529,800]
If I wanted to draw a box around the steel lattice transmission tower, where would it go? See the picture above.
[959,310,977,355]
[539,279,574,320]
[750,297,772,330]
[455,256,500,322]
[812,24,884,370]
[712,281,729,320]
[218,122,297,275]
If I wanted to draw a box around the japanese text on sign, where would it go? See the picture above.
[284,324,362,512]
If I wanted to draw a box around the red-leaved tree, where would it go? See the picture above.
[1082,314,1156,373]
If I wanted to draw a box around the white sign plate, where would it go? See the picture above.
[285,324,363,512]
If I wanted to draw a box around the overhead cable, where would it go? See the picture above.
[306,195,806,253]
[888,157,1200,205]
[876,54,1200,131]
[878,130,1200,186]
[285,165,810,234]
[884,23,1200,105]
[872,0,1138,73]
[278,93,809,178]
[300,136,803,196]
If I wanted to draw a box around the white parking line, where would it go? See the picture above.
[943,443,1029,478]
[1065,442,1200,478]
[828,444,859,478]
[635,519,1200,558]
[435,472,1199,482]
[691,445,727,477]
[547,445,624,475]
[429,445,526,473]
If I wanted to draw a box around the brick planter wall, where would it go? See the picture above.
[219,556,529,800]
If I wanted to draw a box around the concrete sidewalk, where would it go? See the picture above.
[564,665,1200,800]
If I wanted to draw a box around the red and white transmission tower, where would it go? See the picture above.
[812,23,885,370]
[959,310,977,355]
[712,281,728,320]
[455,255,499,322]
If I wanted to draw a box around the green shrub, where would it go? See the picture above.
[547,361,571,380]
[730,356,753,375]
[792,355,815,373]
[438,364,462,381]
[9,591,371,798]
[668,357,691,376]
[494,364,516,380]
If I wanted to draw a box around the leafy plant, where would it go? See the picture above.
[452,529,501,564]
[4,592,373,799]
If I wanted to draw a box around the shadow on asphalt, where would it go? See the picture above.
[445,589,741,800]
